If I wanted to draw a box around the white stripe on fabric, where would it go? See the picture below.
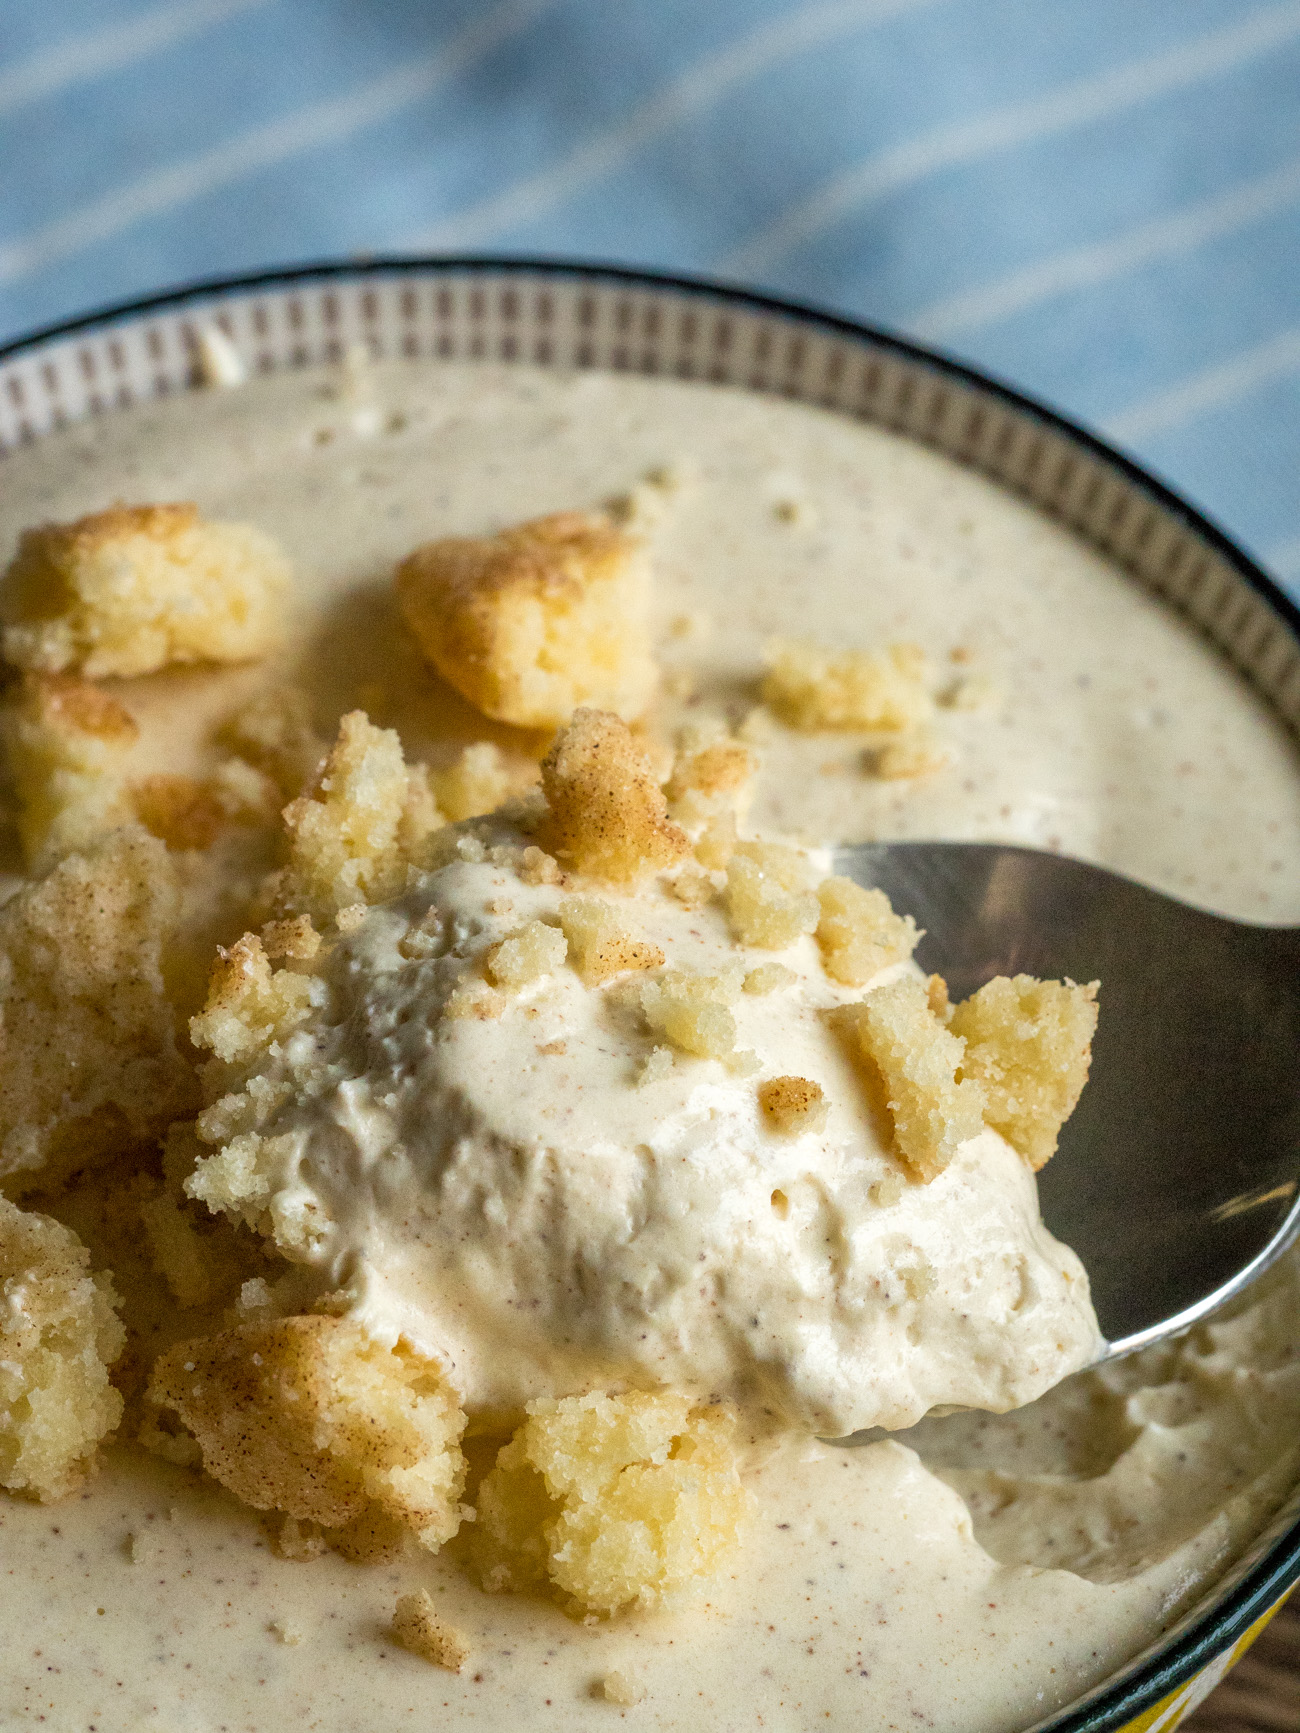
[722,0,1300,277]
[0,0,558,286]
[909,152,1300,342]
[409,0,945,251]
[1105,324,1300,443]
[0,0,275,120]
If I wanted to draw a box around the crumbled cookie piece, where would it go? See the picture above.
[834,976,986,1182]
[665,736,756,812]
[148,1315,467,1549]
[1,503,290,678]
[442,980,507,1022]
[949,975,1099,1170]
[601,1670,646,1706]
[539,710,689,884]
[0,1198,124,1502]
[485,920,568,991]
[139,1188,217,1309]
[815,877,920,987]
[432,742,504,823]
[640,964,745,1061]
[189,932,320,1067]
[1,671,138,871]
[636,1046,675,1087]
[762,639,931,732]
[130,761,279,853]
[395,511,657,728]
[743,962,796,995]
[260,914,321,963]
[280,711,443,922]
[723,841,819,950]
[758,1076,828,1136]
[558,898,664,986]
[0,826,194,1191]
[392,1589,470,1672]
[518,844,561,886]
[220,688,326,797]
[470,1390,749,1616]
[664,865,716,908]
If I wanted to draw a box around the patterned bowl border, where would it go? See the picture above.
[1,258,1297,1733]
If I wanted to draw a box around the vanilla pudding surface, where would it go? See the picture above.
[0,359,1298,1732]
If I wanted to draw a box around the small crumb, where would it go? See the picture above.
[725,1048,762,1077]
[270,1618,303,1646]
[601,1669,646,1705]
[758,1076,828,1135]
[392,1589,470,1672]
[637,1046,675,1087]
[335,903,368,934]
[127,1529,161,1566]
[519,845,561,886]
[559,897,664,986]
[743,962,796,995]
[871,1174,906,1208]
[665,866,716,908]
[443,981,508,1022]
[237,1277,273,1316]
[260,914,321,962]
[538,1039,567,1057]
[485,920,567,991]
[762,639,931,733]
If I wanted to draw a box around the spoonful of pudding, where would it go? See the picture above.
[835,840,1300,1359]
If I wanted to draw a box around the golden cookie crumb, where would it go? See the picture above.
[723,841,819,950]
[519,844,562,886]
[762,639,930,732]
[558,897,663,985]
[834,976,986,1182]
[815,877,920,987]
[539,709,689,885]
[949,975,1099,1170]
[189,932,319,1067]
[664,865,716,908]
[280,711,443,922]
[148,1316,466,1548]
[640,964,745,1061]
[470,1390,749,1616]
[486,919,568,991]
[0,1198,124,1503]
[260,915,321,963]
[0,826,193,1192]
[395,511,657,728]
[0,503,290,678]
[601,1670,646,1706]
[743,962,796,995]
[1,671,138,870]
[758,1075,829,1135]
[392,1589,470,1671]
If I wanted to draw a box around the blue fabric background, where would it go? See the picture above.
[2,0,1299,601]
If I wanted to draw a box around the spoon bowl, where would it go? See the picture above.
[834,841,1300,1358]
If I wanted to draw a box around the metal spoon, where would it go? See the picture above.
[834,841,1300,1361]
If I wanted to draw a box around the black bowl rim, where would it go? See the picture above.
[1,254,1297,1732]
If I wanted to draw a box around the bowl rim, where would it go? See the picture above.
[1,254,1297,1733]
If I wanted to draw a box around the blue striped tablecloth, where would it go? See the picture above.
[2,0,1299,603]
